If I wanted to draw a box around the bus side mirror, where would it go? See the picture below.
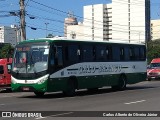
[7,64,12,74]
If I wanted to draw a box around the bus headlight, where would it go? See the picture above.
[37,74,49,84]
[11,76,17,84]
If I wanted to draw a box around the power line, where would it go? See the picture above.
[29,0,146,28]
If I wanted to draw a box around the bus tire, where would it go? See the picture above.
[63,78,76,97]
[87,88,98,93]
[112,75,127,91]
[34,91,45,97]
[6,88,12,92]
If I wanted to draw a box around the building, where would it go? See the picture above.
[112,0,150,43]
[151,19,160,40]
[64,12,78,37]
[0,26,19,46]
[67,22,84,40]
[83,4,112,41]
[66,0,150,43]
[66,4,112,41]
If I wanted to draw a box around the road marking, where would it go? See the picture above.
[35,112,73,119]
[124,100,146,105]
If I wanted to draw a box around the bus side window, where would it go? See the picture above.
[124,47,129,61]
[113,46,120,61]
[54,46,63,67]
[129,47,135,60]
[50,47,55,66]
[120,47,125,61]
[82,45,93,62]
[96,46,105,61]
[135,47,140,60]
[139,47,145,60]
[106,46,112,61]
[68,45,79,63]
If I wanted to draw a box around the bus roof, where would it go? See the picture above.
[18,37,145,46]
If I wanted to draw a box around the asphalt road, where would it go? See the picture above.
[0,80,160,120]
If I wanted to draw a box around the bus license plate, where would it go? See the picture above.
[23,87,30,91]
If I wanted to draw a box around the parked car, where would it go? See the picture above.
[147,58,160,81]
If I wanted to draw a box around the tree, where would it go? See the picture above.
[0,44,14,58]
[46,33,54,38]
[147,39,160,64]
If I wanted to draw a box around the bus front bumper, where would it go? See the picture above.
[11,75,48,92]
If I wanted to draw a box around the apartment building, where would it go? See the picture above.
[66,4,112,41]
[66,0,150,43]
[112,0,150,43]
[0,26,19,46]
[151,19,160,40]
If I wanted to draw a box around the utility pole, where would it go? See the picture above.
[45,23,49,37]
[20,0,26,41]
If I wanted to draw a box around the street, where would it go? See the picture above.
[0,80,160,120]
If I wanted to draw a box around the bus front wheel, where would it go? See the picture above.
[112,75,127,90]
[63,79,76,97]
[34,91,45,97]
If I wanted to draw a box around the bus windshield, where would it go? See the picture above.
[12,44,50,74]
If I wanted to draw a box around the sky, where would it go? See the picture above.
[0,0,159,39]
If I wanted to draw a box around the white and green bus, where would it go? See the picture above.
[11,38,147,96]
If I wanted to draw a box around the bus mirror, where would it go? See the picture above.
[7,64,12,74]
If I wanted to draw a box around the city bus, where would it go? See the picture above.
[11,38,147,96]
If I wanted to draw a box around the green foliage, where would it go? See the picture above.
[0,44,14,58]
[147,39,160,64]
[46,33,54,38]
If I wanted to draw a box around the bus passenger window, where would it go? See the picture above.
[140,47,145,60]
[82,45,93,62]
[120,47,125,60]
[77,49,80,56]
[50,50,54,66]
[96,46,105,61]
[55,46,63,67]
[129,47,135,60]
[106,46,112,60]
[135,47,140,60]
[68,45,79,63]
[113,46,120,61]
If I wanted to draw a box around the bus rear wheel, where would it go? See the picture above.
[112,75,127,91]
[34,91,45,97]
